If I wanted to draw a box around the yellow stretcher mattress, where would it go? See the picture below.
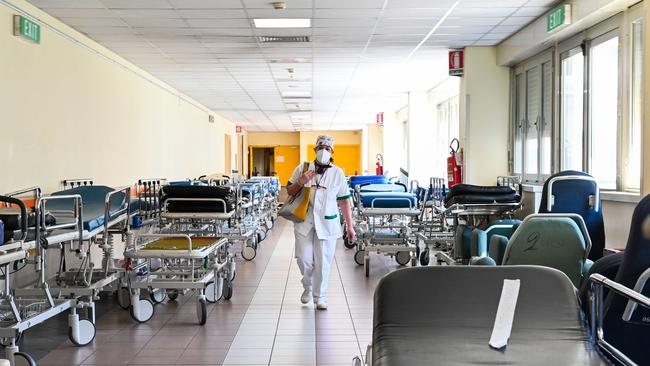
[142,237,222,251]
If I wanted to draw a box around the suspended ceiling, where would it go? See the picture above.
[28,0,559,131]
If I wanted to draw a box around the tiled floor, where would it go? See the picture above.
[13,219,402,365]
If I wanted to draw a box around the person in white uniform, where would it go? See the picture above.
[286,135,356,310]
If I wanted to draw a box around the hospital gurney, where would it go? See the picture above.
[9,181,132,347]
[352,184,421,277]
[353,265,647,366]
[123,234,230,324]
[0,195,69,366]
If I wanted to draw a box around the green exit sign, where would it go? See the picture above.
[547,4,571,33]
[13,15,41,43]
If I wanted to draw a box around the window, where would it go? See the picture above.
[560,47,584,171]
[436,96,460,180]
[626,20,643,192]
[512,52,553,183]
[589,34,619,190]
[512,9,643,192]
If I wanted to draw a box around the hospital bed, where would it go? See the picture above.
[123,234,230,324]
[130,178,165,228]
[352,183,421,277]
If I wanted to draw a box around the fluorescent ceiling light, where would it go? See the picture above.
[254,18,311,28]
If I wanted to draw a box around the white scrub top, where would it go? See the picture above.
[289,161,351,240]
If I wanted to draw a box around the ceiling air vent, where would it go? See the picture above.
[258,36,310,43]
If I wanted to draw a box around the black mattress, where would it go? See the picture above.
[161,185,236,213]
[372,266,606,366]
[444,184,520,207]
[1,210,56,244]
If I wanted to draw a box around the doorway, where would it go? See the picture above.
[224,134,232,174]
[250,147,275,177]
[307,144,361,176]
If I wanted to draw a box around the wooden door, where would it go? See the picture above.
[224,134,232,174]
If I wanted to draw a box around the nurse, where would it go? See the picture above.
[286,135,356,310]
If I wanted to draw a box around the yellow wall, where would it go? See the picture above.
[299,130,363,162]
[247,132,300,146]
[0,0,236,194]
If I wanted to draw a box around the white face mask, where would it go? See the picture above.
[316,149,331,165]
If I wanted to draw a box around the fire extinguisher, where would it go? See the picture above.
[375,154,384,175]
[447,139,462,187]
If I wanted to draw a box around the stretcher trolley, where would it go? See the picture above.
[10,180,132,348]
[352,184,421,277]
[435,183,522,265]
[123,234,230,324]
[0,194,73,366]
[409,177,455,266]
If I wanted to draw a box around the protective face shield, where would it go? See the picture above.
[316,149,332,165]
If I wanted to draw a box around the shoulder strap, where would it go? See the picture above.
[302,161,310,173]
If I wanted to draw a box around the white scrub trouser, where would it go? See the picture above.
[294,226,337,302]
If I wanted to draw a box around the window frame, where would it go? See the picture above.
[510,8,643,192]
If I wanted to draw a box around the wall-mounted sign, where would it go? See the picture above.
[449,49,464,77]
[236,125,243,133]
[376,113,384,126]
[13,15,40,44]
[547,4,571,33]
[208,115,215,123]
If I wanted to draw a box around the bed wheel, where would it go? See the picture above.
[257,230,265,243]
[395,251,410,266]
[205,278,223,303]
[242,246,257,261]
[420,250,430,266]
[223,280,233,300]
[149,289,166,304]
[117,287,131,309]
[344,234,355,249]
[130,299,155,323]
[354,250,365,266]
[196,297,208,326]
[167,290,179,301]
[68,319,96,346]
[12,352,36,366]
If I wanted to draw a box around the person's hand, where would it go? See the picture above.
[346,224,356,242]
[297,170,316,185]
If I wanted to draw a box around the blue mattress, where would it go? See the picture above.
[360,192,417,209]
[359,184,406,193]
[349,175,388,188]
[48,186,127,231]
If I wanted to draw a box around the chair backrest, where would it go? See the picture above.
[539,171,605,261]
[602,194,650,365]
[503,216,587,287]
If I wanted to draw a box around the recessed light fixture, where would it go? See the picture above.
[253,18,311,28]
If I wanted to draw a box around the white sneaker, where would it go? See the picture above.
[300,289,312,304]
[316,299,328,310]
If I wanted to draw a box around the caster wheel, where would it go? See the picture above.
[395,251,410,266]
[167,290,179,301]
[205,278,223,303]
[68,319,96,346]
[420,250,430,266]
[266,219,273,229]
[130,299,155,323]
[223,280,233,300]
[354,250,365,266]
[117,287,130,309]
[0,332,22,347]
[149,289,166,304]
[229,269,236,282]
[344,235,355,249]
[13,352,36,366]
[257,230,265,243]
[196,298,207,326]
[242,246,257,261]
